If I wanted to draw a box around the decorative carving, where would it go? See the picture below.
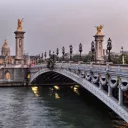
[119,80,128,91]
[17,18,24,31]
[108,78,118,88]
[19,39,22,47]
[95,25,104,35]
[100,76,107,86]
[91,74,99,84]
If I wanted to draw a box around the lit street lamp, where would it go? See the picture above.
[107,38,112,62]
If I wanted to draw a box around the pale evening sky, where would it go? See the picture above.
[0,0,128,55]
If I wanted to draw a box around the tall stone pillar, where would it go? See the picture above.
[14,19,25,64]
[94,25,104,63]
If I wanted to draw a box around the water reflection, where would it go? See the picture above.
[73,86,80,95]
[31,86,40,97]
[112,120,128,128]
[30,85,128,128]
[55,93,60,99]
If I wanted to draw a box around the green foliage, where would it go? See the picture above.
[111,54,128,64]
[72,54,92,62]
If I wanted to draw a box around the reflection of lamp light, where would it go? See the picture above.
[49,87,53,91]
[49,87,54,96]
[74,85,79,88]
[27,74,30,79]
[73,87,80,95]
[70,86,73,89]
[54,85,60,90]
[55,93,60,99]
[31,86,40,97]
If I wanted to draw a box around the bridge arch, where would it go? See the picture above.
[30,68,128,122]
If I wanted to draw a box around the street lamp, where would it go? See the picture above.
[79,43,83,61]
[49,50,51,58]
[53,51,55,62]
[69,45,73,61]
[107,38,112,62]
[41,53,43,63]
[44,51,47,60]
[56,48,59,61]
[42,53,43,59]
[62,46,65,61]
[91,41,95,62]
[121,46,124,64]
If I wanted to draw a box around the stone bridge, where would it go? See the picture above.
[30,63,128,122]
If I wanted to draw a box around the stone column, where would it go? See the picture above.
[14,30,25,64]
[99,82,103,90]
[108,86,112,97]
[94,34,104,63]
[118,87,123,106]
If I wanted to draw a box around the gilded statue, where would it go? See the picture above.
[95,25,103,35]
[17,18,24,31]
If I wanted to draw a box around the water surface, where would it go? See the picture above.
[0,86,127,128]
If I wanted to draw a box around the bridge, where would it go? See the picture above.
[30,62,128,123]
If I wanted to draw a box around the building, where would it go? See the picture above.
[0,39,15,65]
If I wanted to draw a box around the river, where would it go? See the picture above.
[0,86,127,128]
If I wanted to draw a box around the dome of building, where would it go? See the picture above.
[2,39,9,48]
[1,39,10,56]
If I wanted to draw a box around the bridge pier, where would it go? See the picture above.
[118,88,123,106]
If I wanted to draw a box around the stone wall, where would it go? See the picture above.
[0,68,28,82]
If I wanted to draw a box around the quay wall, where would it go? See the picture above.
[0,67,29,86]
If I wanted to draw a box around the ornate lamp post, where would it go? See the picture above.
[42,53,43,59]
[62,46,65,61]
[69,45,73,61]
[49,50,51,58]
[79,43,83,61]
[91,41,95,62]
[41,53,43,63]
[56,48,59,61]
[44,51,47,60]
[121,46,125,64]
[53,51,55,62]
[107,38,112,62]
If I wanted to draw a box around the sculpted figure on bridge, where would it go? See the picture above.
[17,18,24,31]
[95,25,103,35]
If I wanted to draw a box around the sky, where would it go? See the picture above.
[0,0,128,55]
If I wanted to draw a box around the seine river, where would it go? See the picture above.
[0,86,127,128]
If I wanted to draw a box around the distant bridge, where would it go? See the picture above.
[30,63,128,123]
